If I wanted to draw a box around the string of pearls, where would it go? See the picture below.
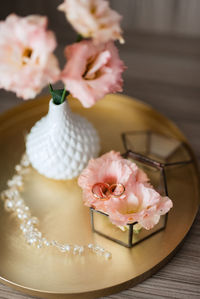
[0,154,111,260]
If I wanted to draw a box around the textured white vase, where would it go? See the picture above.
[26,99,100,180]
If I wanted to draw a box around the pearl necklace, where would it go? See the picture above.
[1,154,111,260]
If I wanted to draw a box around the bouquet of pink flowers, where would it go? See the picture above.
[0,0,125,107]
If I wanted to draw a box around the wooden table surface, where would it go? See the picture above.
[0,32,199,299]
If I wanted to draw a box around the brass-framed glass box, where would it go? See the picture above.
[90,131,193,248]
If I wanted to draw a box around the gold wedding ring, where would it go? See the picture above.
[92,182,125,200]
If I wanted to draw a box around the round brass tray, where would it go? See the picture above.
[0,94,199,298]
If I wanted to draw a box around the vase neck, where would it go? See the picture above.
[47,99,72,126]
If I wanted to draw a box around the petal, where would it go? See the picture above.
[85,50,111,79]
[139,214,161,230]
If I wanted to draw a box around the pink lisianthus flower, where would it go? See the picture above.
[78,151,173,230]
[58,0,124,44]
[61,40,126,108]
[0,14,60,99]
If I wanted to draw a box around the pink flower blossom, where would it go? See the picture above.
[58,0,124,44]
[61,40,125,108]
[78,151,173,230]
[0,14,60,99]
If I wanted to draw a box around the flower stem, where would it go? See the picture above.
[76,34,83,42]
[60,89,67,104]
[49,84,69,105]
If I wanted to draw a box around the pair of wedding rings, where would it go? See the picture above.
[92,182,125,201]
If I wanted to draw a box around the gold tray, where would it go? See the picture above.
[0,94,199,299]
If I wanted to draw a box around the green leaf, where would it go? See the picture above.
[76,34,83,42]
[49,84,69,105]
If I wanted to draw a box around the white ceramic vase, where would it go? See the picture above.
[26,99,100,180]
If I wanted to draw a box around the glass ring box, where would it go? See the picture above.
[90,131,193,248]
